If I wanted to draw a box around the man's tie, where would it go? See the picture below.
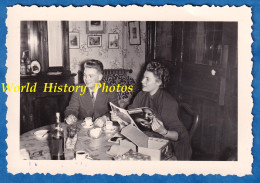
[91,91,95,104]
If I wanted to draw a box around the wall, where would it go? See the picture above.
[69,21,146,84]
[124,22,146,82]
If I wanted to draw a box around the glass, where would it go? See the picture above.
[67,124,78,138]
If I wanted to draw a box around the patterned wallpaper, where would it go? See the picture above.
[69,21,146,84]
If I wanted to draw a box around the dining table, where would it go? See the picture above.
[20,121,118,160]
[20,121,177,161]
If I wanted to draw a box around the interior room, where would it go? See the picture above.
[20,21,237,161]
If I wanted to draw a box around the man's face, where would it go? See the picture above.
[141,71,161,95]
[83,67,102,90]
[143,108,154,121]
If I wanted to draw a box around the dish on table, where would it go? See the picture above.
[103,126,118,133]
[89,128,102,138]
[81,122,94,129]
[34,130,49,140]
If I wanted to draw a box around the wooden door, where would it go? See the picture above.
[146,21,238,160]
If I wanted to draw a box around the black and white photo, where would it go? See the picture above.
[6,6,252,176]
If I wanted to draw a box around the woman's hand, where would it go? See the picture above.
[65,114,77,125]
[151,117,168,136]
[110,111,128,128]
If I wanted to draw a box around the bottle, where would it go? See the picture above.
[20,59,26,75]
[26,58,31,74]
[51,112,65,160]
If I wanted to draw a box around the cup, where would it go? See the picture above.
[89,127,102,138]
[105,121,113,130]
[83,117,93,127]
[75,151,90,161]
[20,149,30,160]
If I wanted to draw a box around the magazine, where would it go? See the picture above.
[109,102,155,131]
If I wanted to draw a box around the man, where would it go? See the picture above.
[65,59,119,127]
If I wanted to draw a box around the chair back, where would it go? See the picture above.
[178,103,199,141]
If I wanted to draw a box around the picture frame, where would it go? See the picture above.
[87,35,102,47]
[128,21,141,45]
[69,32,80,49]
[86,21,106,34]
[108,33,119,49]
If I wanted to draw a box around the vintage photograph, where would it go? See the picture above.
[108,33,119,49]
[6,6,252,175]
[86,21,106,34]
[87,35,102,47]
[129,21,141,45]
[69,32,80,49]
[19,20,238,161]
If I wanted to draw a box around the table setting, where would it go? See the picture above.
[20,116,126,160]
[20,111,176,161]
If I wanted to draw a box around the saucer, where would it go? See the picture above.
[103,126,118,133]
[81,122,94,129]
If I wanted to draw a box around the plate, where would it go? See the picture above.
[103,126,118,133]
[31,60,41,74]
[34,130,49,140]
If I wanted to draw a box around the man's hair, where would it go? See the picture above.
[83,59,104,74]
[146,61,170,88]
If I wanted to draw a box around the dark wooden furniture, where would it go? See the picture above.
[20,21,70,73]
[178,103,199,141]
[20,21,73,134]
[20,73,76,134]
[146,22,238,160]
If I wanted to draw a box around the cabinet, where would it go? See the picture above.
[20,21,72,134]
[20,73,76,134]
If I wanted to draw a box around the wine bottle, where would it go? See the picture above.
[51,112,65,160]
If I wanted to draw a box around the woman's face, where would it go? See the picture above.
[141,71,161,95]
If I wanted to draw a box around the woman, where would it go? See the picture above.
[112,61,192,160]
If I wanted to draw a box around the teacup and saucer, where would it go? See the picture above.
[81,117,94,129]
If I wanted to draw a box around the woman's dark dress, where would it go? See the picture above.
[128,89,192,160]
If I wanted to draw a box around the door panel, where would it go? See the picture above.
[146,21,238,160]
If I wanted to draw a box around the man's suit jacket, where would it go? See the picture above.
[64,84,119,120]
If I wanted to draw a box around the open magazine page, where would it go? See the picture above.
[127,107,155,131]
[109,102,137,127]
[109,102,154,131]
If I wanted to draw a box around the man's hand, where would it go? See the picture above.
[94,115,107,128]
[65,114,77,125]
[151,117,168,136]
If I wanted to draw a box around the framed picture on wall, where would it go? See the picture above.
[86,21,106,34]
[87,35,102,47]
[128,21,141,45]
[69,32,80,49]
[108,33,119,49]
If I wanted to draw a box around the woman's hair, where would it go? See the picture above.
[146,61,170,88]
[83,59,104,74]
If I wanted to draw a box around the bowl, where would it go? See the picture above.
[34,130,49,140]
[89,128,102,139]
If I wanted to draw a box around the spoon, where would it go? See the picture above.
[42,130,50,137]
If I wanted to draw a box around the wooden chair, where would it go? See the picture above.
[178,103,199,141]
